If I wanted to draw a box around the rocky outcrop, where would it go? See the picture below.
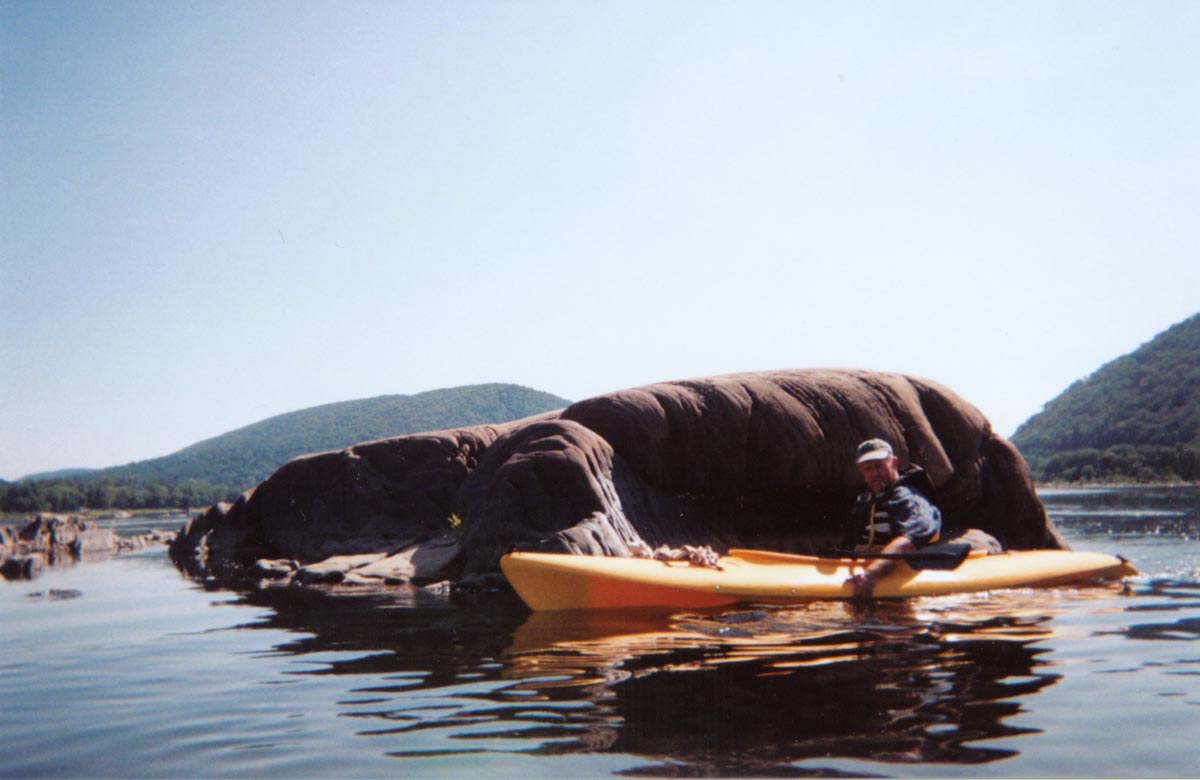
[1,514,175,580]
[170,370,1065,587]
[242,537,465,589]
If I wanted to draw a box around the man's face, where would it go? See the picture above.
[857,455,899,494]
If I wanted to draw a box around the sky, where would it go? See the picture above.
[2,1,1198,481]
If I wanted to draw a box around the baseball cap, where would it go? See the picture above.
[855,438,894,464]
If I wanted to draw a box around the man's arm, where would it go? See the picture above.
[845,535,916,600]
[887,487,941,546]
[844,485,941,600]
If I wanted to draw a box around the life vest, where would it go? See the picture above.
[848,468,941,553]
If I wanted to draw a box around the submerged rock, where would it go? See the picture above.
[170,369,1064,587]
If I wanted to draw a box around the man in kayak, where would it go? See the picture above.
[843,438,942,599]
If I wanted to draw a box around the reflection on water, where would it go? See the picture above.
[1104,579,1200,641]
[1042,485,1200,601]
[1041,485,1199,538]
[227,584,1097,776]
[505,601,1061,774]
[157,488,1200,776]
[2,490,1199,778]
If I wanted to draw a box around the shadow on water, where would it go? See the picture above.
[227,585,532,688]
[222,583,1073,776]
[501,601,1062,777]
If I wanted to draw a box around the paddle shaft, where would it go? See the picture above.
[728,543,973,571]
[833,542,972,570]
[834,543,970,560]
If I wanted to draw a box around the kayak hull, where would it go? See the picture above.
[499,548,1139,611]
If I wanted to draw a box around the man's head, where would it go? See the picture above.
[856,438,899,493]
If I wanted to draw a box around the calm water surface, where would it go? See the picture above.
[2,488,1198,778]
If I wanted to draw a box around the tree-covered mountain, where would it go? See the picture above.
[1011,313,1200,483]
[4,383,569,511]
[101,382,569,488]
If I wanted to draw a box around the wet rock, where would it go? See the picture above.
[355,537,463,585]
[1,515,180,581]
[252,558,297,579]
[292,566,345,585]
[2,515,120,580]
[293,553,388,585]
[2,555,43,581]
[420,581,452,597]
[13,515,116,555]
[339,571,382,587]
[1,525,18,552]
[945,528,1005,553]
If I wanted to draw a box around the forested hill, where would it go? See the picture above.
[106,383,570,488]
[4,384,568,511]
[1011,312,1200,483]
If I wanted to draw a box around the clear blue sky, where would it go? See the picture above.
[2,1,1198,481]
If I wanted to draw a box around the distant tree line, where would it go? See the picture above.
[0,477,240,514]
[1026,444,1200,484]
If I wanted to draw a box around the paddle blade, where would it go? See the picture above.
[903,542,973,570]
[834,542,974,570]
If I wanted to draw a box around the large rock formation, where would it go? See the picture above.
[170,370,1064,587]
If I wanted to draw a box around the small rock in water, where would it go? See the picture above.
[26,588,83,601]
[2,555,44,581]
[252,558,297,579]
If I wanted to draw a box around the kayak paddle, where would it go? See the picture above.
[729,543,975,571]
[832,541,974,570]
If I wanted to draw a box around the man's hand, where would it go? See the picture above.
[844,536,918,600]
[846,564,886,600]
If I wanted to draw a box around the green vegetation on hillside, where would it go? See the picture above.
[1011,313,1200,483]
[1,478,231,514]
[2,383,569,513]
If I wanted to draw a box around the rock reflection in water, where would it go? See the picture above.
[228,584,531,688]
[225,584,1079,776]
[499,598,1061,775]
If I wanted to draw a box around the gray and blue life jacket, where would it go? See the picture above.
[844,468,942,553]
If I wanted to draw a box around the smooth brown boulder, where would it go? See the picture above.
[171,369,1063,584]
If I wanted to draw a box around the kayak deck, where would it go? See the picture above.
[500,548,1139,611]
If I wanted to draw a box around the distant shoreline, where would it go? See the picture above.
[0,507,191,526]
[1037,481,1199,490]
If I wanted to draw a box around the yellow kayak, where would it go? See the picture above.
[500,548,1139,611]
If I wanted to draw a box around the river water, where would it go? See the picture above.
[2,487,1198,778]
